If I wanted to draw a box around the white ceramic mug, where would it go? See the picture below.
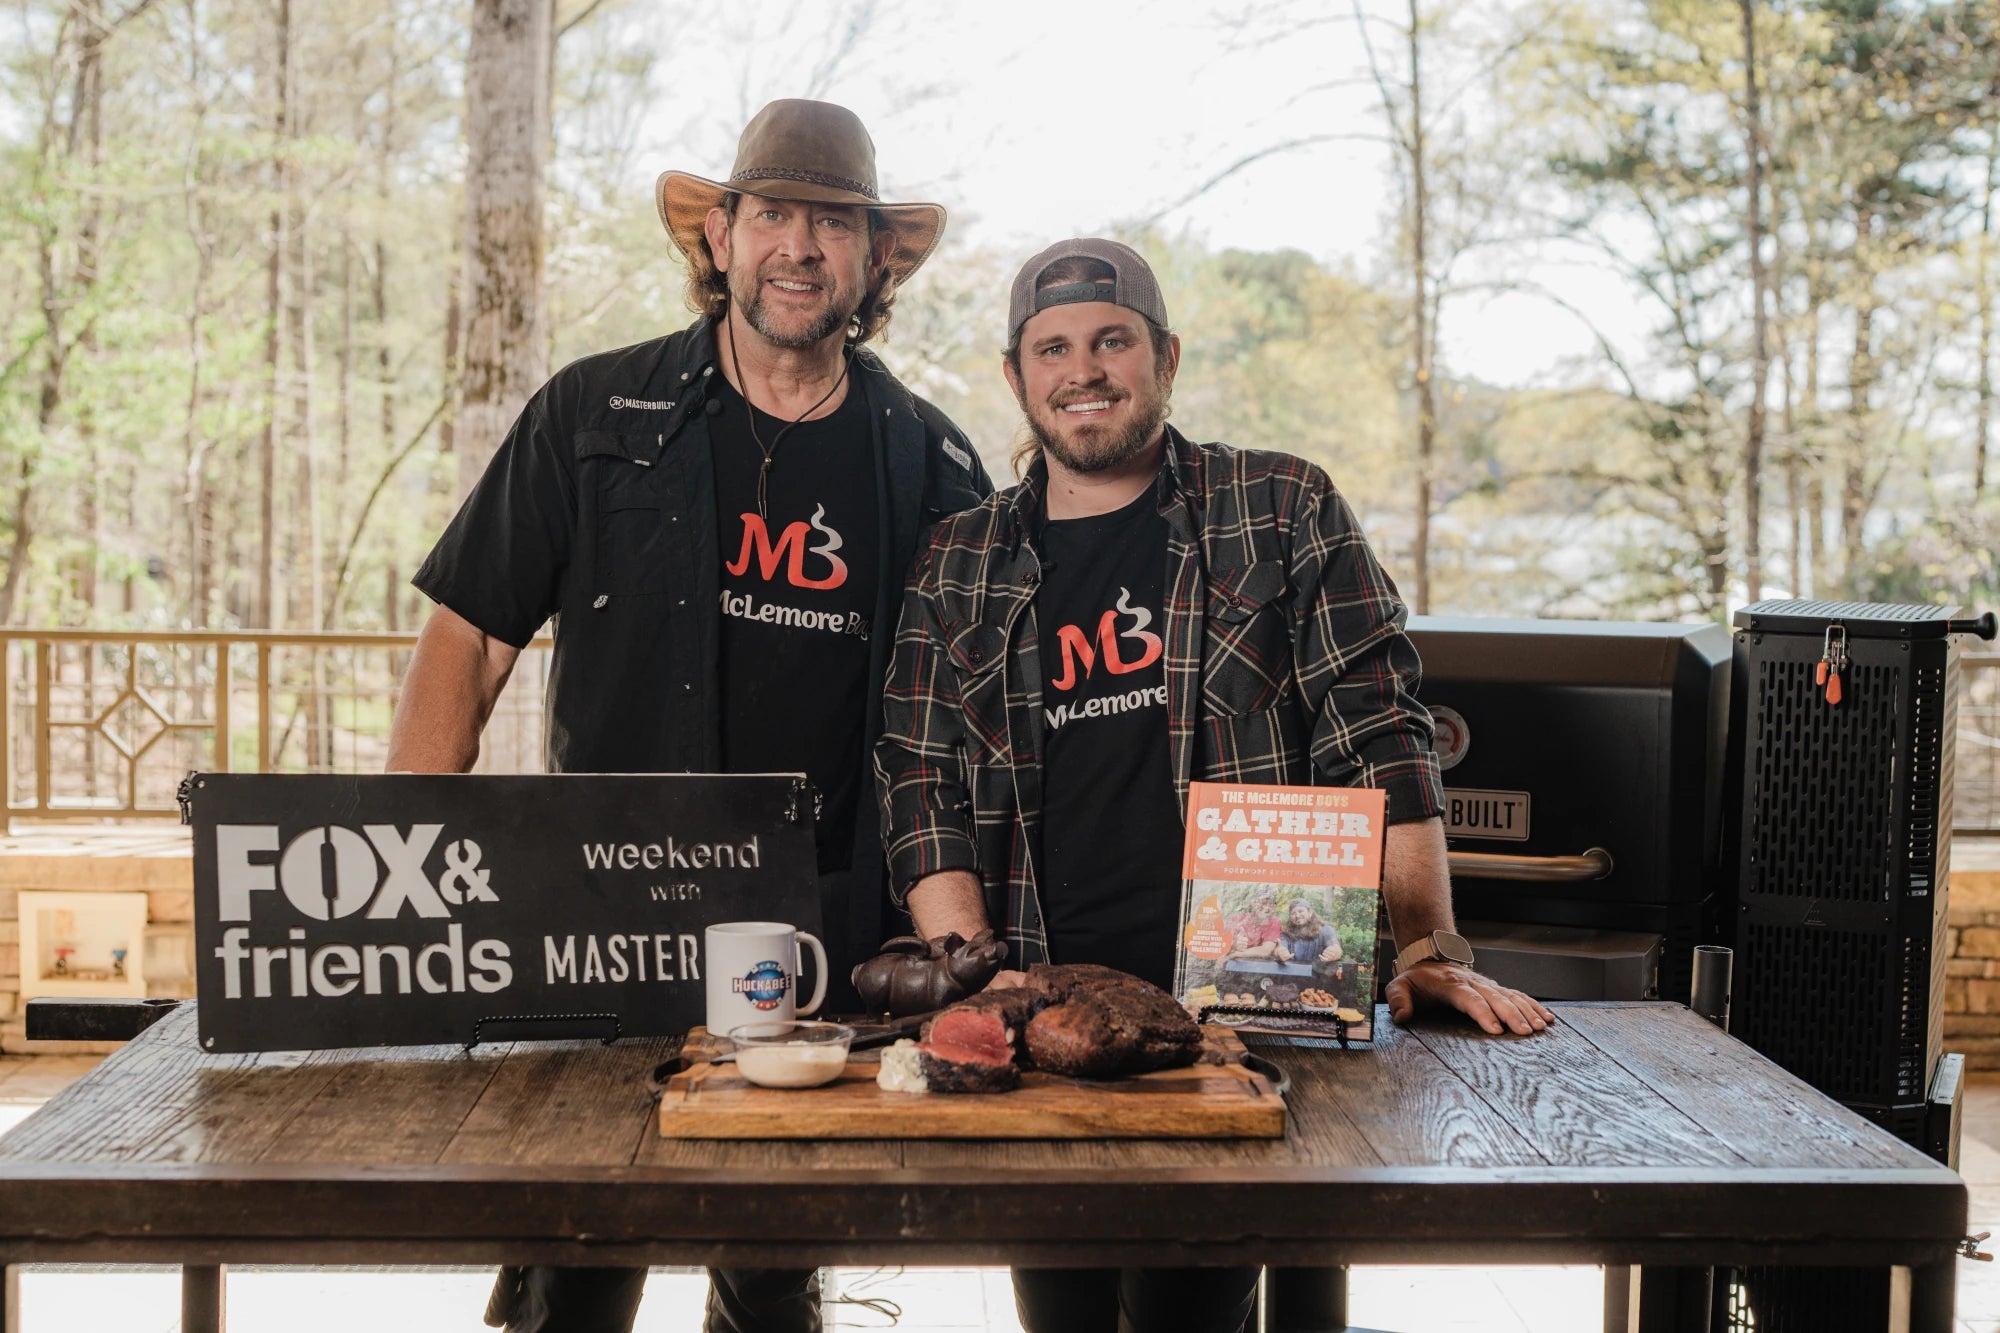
[704,921,827,1033]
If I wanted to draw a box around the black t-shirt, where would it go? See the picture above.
[710,372,879,872]
[1034,488,1183,990]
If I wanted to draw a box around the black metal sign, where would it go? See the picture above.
[184,773,819,1053]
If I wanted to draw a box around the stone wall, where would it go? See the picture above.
[1948,850,2000,1069]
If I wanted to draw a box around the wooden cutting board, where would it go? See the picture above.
[657,1025,1286,1140]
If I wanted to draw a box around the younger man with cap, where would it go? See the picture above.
[876,238,1552,1333]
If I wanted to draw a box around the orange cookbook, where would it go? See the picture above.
[1172,782,1387,1041]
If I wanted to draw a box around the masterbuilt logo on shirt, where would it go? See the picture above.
[209,823,513,1002]
[609,395,673,410]
[1044,587,1166,731]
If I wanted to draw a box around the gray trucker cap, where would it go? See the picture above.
[1008,237,1170,343]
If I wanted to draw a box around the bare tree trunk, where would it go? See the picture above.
[75,0,106,624]
[457,0,551,501]
[1804,290,1825,593]
[375,38,398,463]
[1406,0,1433,614]
[1843,206,1876,591]
[458,0,552,774]
[257,0,291,629]
[1738,0,1769,602]
[1978,126,1996,498]
[440,275,462,457]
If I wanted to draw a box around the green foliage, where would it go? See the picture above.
[0,0,1995,633]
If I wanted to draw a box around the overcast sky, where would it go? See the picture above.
[634,0,1641,392]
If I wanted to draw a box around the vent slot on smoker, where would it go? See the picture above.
[1740,922,1920,1102]
[1749,659,1897,903]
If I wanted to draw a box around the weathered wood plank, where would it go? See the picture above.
[256,1042,513,1166]
[440,1037,670,1167]
[0,1006,345,1164]
[1559,1004,1935,1170]
[1405,1013,1744,1168]
[1291,1020,1545,1168]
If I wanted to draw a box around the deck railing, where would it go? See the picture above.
[0,629,550,823]
[1957,654,2000,835]
[5,630,1998,832]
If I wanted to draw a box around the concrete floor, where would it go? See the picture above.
[0,1059,1992,1332]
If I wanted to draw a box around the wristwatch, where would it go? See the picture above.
[1394,929,1475,975]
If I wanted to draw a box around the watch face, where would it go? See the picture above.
[1436,931,1475,966]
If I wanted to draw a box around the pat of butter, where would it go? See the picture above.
[734,1042,848,1089]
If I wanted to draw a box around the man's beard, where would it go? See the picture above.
[1026,374,1171,474]
[730,263,866,350]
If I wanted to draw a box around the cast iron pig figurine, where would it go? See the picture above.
[851,930,1009,1017]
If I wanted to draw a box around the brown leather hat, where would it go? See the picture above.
[656,99,946,290]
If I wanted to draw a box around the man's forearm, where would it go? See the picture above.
[905,869,989,941]
[1380,816,1454,952]
[386,607,519,774]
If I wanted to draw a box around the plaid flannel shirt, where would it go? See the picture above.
[875,426,1445,967]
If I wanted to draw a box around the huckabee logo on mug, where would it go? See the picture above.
[732,960,793,1011]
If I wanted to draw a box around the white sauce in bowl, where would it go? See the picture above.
[734,1041,849,1089]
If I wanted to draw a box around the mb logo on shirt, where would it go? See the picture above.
[1044,589,1167,732]
[1050,588,1163,691]
[727,505,847,590]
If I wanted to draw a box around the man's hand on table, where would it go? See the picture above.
[1386,962,1554,1036]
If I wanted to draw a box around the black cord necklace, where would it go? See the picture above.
[724,311,851,518]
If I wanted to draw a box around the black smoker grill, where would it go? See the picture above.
[1727,598,1994,1148]
[1407,617,1732,1003]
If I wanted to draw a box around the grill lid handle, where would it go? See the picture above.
[1447,847,1614,883]
[1947,611,1998,640]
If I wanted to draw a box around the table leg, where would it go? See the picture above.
[1905,1259,1956,1333]
[1261,1267,1346,1333]
[1628,1266,1711,1333]
[181,1264,225,1333]
[2,1263,18,1333]
[1259,1268,1396,1333]
[1603,1266,1631,1333]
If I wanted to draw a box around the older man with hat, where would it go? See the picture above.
[389,98,990,1333]
[877,238,1551,1331]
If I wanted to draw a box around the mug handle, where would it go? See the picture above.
[795,932,828,1016]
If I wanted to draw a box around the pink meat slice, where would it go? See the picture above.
[926,1008,1013,1060]
[917,1038,1013,1066]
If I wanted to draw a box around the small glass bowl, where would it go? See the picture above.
[725,1021,856,1089]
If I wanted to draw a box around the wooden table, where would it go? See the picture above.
[0,1002,1967,1333]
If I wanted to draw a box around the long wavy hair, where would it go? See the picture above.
[1283,899,1328,939]
[681,191,898,345]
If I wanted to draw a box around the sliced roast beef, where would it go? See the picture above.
[916,1039,1020,1094]
[926,1007,1016,1059]
[922,987,1045,1055]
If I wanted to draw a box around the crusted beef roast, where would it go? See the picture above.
[907,967,1203,1091]
[1024,979,1203,1078]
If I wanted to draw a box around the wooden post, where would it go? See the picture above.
[2,1263,18,1333]
[33,641,50,815]
[255,642,271,771]
[214,639,231,772]
[182,1264,225,1333]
